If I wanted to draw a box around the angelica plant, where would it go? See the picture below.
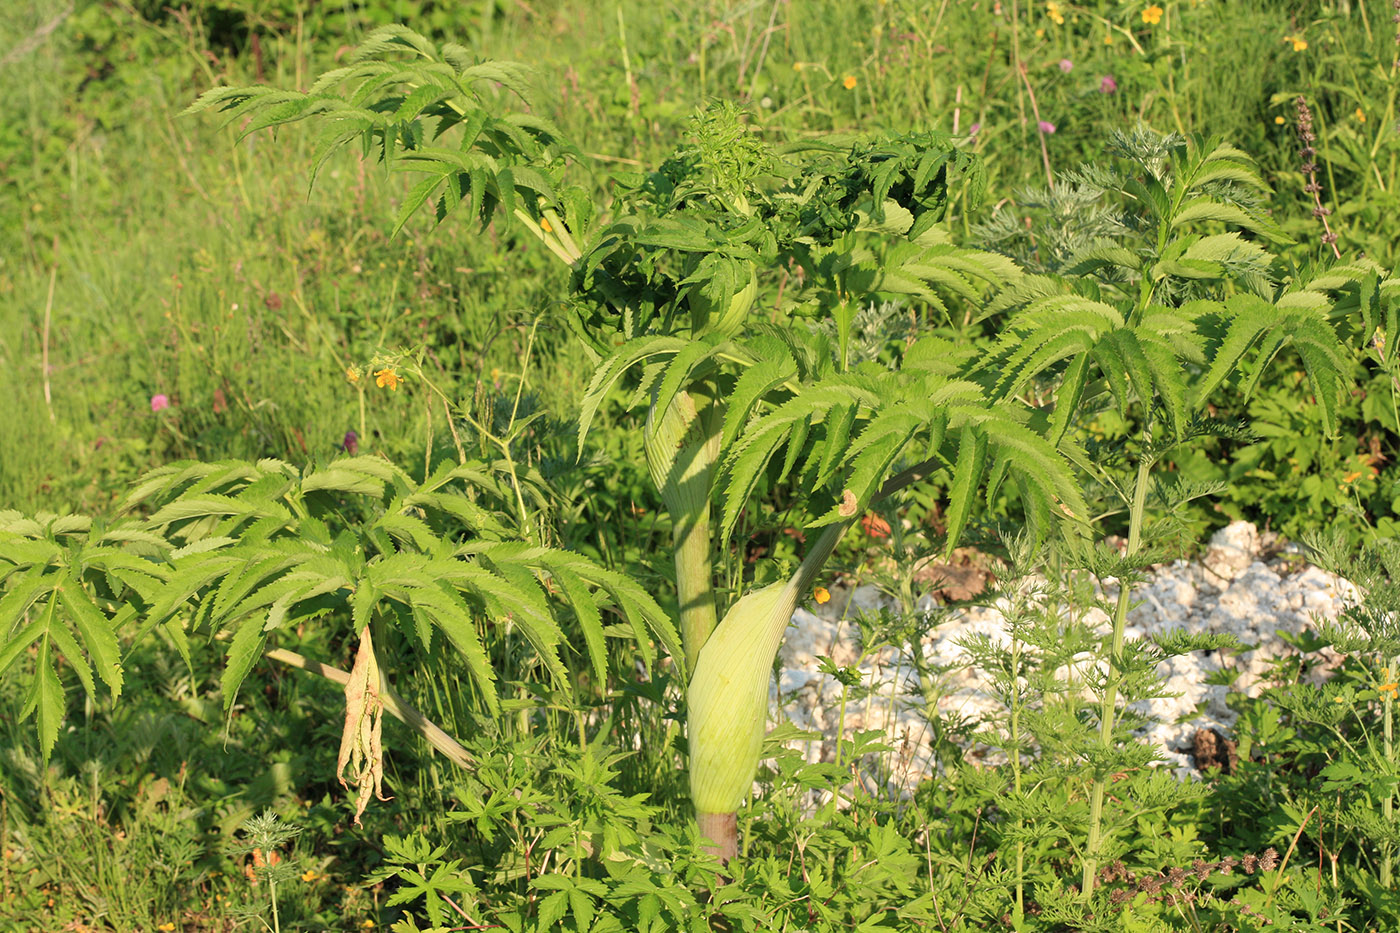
[174,26,1089,860]
[0,26,1375,877]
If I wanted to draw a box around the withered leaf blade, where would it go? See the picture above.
[336,624,392,825]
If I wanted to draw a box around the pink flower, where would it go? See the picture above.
[1038,120,1056,134]
[1058,58,1073,73]
[1099,74,1118,93]
[150,394,170,412]
[968,122,982,137]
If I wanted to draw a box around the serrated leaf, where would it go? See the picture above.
[32,636,64,763]
[59,582,122,697]
[943,427,988,556]
[221,613,268,713]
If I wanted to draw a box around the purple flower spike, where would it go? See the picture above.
[1059,58,1073,73]
[1099,74,1118,94]
[343,430,359,455]
[150,394,170,412]
[968,122,982,137]
[1038,120,1056,134]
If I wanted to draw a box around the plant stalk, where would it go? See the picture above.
[1081,448,1152,896]
[645,388,723,667]
[1385,657,1396,887]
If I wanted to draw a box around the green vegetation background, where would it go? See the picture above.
[5,0,1400,930]
[7,0,1400,543]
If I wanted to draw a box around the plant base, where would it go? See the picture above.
[697,811,738,864]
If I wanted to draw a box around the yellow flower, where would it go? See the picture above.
[842,75,857,89]
[1274,115,1286,125]
[1141,5,1163,24]
[1380,682,1398,698]
[1283,34,1307,51]
[813,586,831,605]
[540,216,552,233]
[1104,32,1114,45]
[362,921,376,929]
[158,925,176,932]
[1046,1,1065,25]
[346,366,361,385]
[793,61,804,72]
[1356,107,1366,122]
[301,868,321,882]
[374,368,402,391]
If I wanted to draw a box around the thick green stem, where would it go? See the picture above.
[1081,449,1152,897]
[645,388,723,667]
[673,507,717,667]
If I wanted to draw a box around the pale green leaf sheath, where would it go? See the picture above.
[686,523,848,859]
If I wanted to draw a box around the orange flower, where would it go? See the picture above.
[1379,682,1398,698]
[243,847,282,883]
[1141,5,1163,24]
[301,868,321,882]
[540,216,553,233]
[374,368,402,391]
[861,512,892,539]
[842,75,858,90]
[813,586,831,605]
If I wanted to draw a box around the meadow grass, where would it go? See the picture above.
[4,1,1400,930]
[5,0,1394,513]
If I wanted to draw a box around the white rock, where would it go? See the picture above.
[764,529,1354,806]
[1203,521,1261,582]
